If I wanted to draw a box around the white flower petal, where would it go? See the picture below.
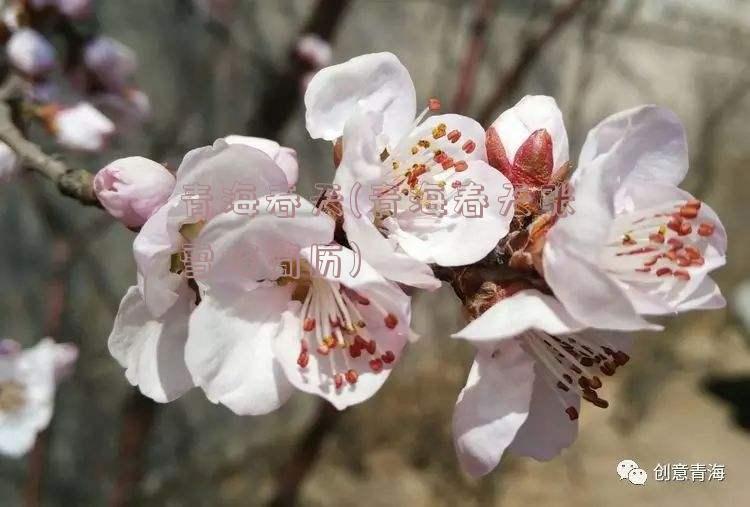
[508,364,579,460]
[193,199,334,292]
[452,290,587,342]
[224,135,299,189]
[453,343,535,477]
[108,286,195,403]
[578,105,688,189]
[304,52,416,141]
[186,285,294,415]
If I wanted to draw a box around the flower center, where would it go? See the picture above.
[603,199,715,285]
[373,99,478,219]
[0,380,26,414]
[520,330,630,420]
[294,276,398,391]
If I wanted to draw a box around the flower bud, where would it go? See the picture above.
[0,142,20,183]
[6,29,56,77]
[296,34,332,69]
[52,102,115,152]
[84,37,137,90]
[94,157,175,228]
[224,135,299,189]
[56,0,92,20]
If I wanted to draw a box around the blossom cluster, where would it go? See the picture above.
[0,0,148,182]
[95,53,727,476]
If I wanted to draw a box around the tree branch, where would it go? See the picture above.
[0,100,100,206]
[452,0,496,114]
[477,0,589,125]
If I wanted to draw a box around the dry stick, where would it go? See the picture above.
[268,403,341,507]
[476,0,589,125]
[452,0,496,114]
[246,0,352,138]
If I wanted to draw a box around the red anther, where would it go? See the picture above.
[441,157,455,170]
[451,180,462,189]
[613,351,630,366]
[462,140,476,154]
[428,98,441,111]
[384,313,398,329]
[354,335,368,348]
[649,232,665,244]
[297,349,309,368]
[589,376,603,389]
[687,198,701,208]
[381,350,396,363]
[329,335,339,348]
[684,246,701,259]
[678,222,692,236]
[679,204,699,219]
[565,407,579,421]
[356,295,370,305]
[345,369,359,384]
[667,238,683,249]
[665,250,678,262]
[334,373,344,390]
[698,222,715,236]
[433,151,448,164]
[349,344,362,358]
[643,256,659,267]
[365,340,377,355]
[656,267,672,277]
[369,358,384,372]
[316,344,330,355]
[447,129,461,143]
[556,381,570,392]
[676,256,691,267]
[453,161,468,172]
[303,318,316,332]
[674,269,691,281]
[691,257,705,266]
[667,217,682,232]
[635,267,651,273]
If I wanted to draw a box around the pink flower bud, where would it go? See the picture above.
[0,141,20,183]
[56,0,92,19]
[94,157,175,227]
[296,34,332,68]
[6,29,56,77]
[53,102,115,152]
[84,37,137,90]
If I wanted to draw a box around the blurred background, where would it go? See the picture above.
[1,0,749,505]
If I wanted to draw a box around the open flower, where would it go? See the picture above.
[6,28,56,78]
[0,338,77,457]
[487,96,726,330]
[94,157,175,228]
[305,52,514,289]
[108,139,289,402]
[186,200,412,412]
[451,290,631,477]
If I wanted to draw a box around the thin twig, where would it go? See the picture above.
[477,0,589,125]
[0,100,99,206]
[452,0,496,114]
[246,0,352,138]
[268,402,341,507]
